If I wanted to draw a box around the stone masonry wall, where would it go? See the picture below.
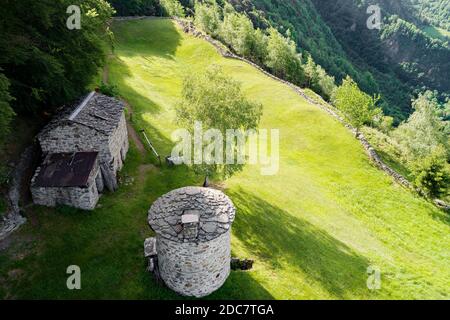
[108,113,129,173]
[157,231,231,298]
[30,160,100,211]
[39,123,110,164]
[39,111,128,185]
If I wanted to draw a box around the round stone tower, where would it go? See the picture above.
[148,187,236,298]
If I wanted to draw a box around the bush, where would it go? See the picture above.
[0,72,15,147]
[393,91,449,164]
[160,0,185,17]
[108,0,161,16]
[304,56,336,100]
[265,28,305,85]
[412,146,450,199]
[98,81,119,97]
[332,76,379,130]
[194,0,222,37]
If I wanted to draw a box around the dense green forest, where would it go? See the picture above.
[227,0,450,122]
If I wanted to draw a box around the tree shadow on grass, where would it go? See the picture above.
[229,189,371,299]
[112,18,182,61]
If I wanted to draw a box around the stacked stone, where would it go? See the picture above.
[30,155,100,210]
[147,187,236,298]
[31,92,129,210]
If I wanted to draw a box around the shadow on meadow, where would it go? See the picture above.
[229,189,371,299]
[112,18,182,61]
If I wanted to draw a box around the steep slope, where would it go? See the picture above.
[309,0,450,108]
[108,19,449,299]
[0,19,448,299]
[230,0,450,121]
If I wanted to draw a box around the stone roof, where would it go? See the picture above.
[39,92,125,138]
[148,187,236,243]
[34,152,98,188]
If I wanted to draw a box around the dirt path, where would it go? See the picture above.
[102,60,146,156]
[123,102,146,155]
[127,122,146,154]
[102,64,109,84]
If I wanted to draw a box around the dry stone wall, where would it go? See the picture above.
[174,18,414,191]
[157,232,231,298]
[30,159,101,211]
[108,113,129,173]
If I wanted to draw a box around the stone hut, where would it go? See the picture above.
[147,187,236,298]
[30,92,129,210]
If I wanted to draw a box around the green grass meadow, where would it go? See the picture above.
[0,19,449,300]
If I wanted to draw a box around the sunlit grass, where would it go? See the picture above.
[0,19,448,300]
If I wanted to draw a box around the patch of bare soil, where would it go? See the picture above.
[128,122,146,155]
[209,181,228,191]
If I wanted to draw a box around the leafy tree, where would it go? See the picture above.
[331,76,379,130]
[315,65,336,101]
[108,0,161,16]
[372,111,394,133]
[393,91,449,163]
[0,72,15,147]
[304,55,335,100]
[412,146,450,199]
[220,10,257,59]
[194,0,222,37]
[160,0,185,17]
[98,81,119,97]
[175,65,263,178]
[304,55,319,88]
[265,28,304,85]
[0,0,114,114]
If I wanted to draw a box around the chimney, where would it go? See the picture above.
[181,210,200,240]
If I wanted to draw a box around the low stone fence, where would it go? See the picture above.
[174,18,414,191]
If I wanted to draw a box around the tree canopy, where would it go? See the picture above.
[175,65,263,178]
[332,76,379,129]
[0,0,114,115]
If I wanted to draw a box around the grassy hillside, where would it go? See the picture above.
[0,19,449,300]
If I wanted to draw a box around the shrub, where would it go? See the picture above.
[331,76,379,130]
[98,81,119,97]
[0,72,15,147]
[412,146,450,199]
[108,0,161,16]
[194,0,222,37]
[160,0,185,17]
[265,28,305,85]
[393,91,449,164]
